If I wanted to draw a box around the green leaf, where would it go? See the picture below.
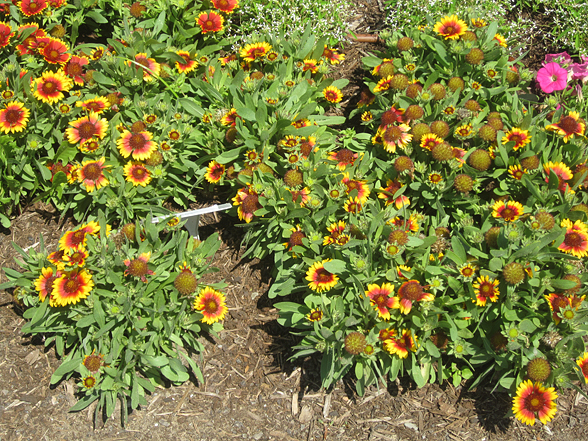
[69,392,99,412]
[87,10,108,23]
[51,358,82,384]
[323,259,346,274]
[91,71,116,86]
[355,361,364,380]
[180,98,204,117]
[141,354,169,367]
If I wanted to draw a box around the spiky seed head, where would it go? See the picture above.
[506,70,520,85]
[404,104,424,121]
[503,262,525,285]
[454,174,474,193]
[121,223,137,241]
[394,156,414,173]
[435,226,450,238]
[485,226,501,248]
[487,118,504,131]
[405,83,423,99]
[378,62,395,78]
[448,77,465,92]
[468,149,492,171]
[283,169,303,186]
[430,120,450,138]
[490,331,508,352]
[465,48,485,65]
[487,112,501,120]
[145,150,163,166]
[397,36,414,51]
[391,73,409,90]
[174,270,198,295]
[520,155,539,170]
[478,124,497,142]
[226,127,237,143]
[410,123,431,143]
[388,229,409,245]
[464,99,481,112]
[429,83,446,100]
[432,142,454,162]
[256,163,274,174]
[344,332,367,355]
[571,203,588,217]
[461,30,477,41]
[562,274,582,294]
[535,211,555,230]
[527,358,552,382]
[131,121,147,133]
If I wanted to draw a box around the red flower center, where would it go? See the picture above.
[500,207,515,221]
[42,80,57,92]
[430,174,442,183]
[241,194,260,214]
[205,299,219,314]
[136,57,149,68]
[336,149,355,164]
[132,167,146,179]
[509,134,522,144]
[67,63,83,75]
[82,163,102,180]
[4,109,22,125]
[400,281,423,301]
[43,275,57,293]
[30,2,39,10]
[315,268,334,283]
[129,133,147,150]
[581,363,588,377]
[78,121,97,138]
[524,391,546,412]
[309,311,322,321]
[384,126,402,143]
[558,116,579,134]
[373,293,387,306]
[70,251,83,262]
[461,267,474,277]
[445,26,454,34]
[288,231,305,248]
[83,355,102,372]
[64,277,80,293]
[479,283,493,296]
[565,231,584,247]
[70,230,85,246]
[128,259,148,276]
[86,102,102,111]
[50,50,59,59]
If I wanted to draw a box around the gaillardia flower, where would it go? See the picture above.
[64,55,89,85]
[502,128,531,151]
[381,124,412,153]
[66,112,109,144]
[117,130,157,160]
[306,259,338,292]
[19,0,48,17]
[79,157,109,192]
[83,350,105,373]
[59,222,100,251]
[323,86,343,103]
[492,200,524,222]
[123,162,151,187]
[365,283,398,320]
[175,50,198,74]
[240,42,272,62]
[512,380,557,425]
[197,11,224,34]
[577,353,588,383]
[472,275,500,306]
[41,37,70,64]
[546,111,585,143]
[327,149,358,171]
[558,221,588,258]
[134,53,161,81]
[232,185,261,223]
[212,0,239,13]
[433,15,468,40]
[123,252,155,282]
[307,308,323,322]
[384,329,417,358]
[51,268,94,306]
[0,101,30,134]
[33,70,73,104]
[396,280,434,314]
[0,22,14,48]
[76,96,110,114]
[35,267,60,303]
[341,173,370,203]
[205,160,225,183]
[543,161,573,192]
[194,286,228,324]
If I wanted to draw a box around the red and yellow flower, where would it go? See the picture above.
[512,380,557,426]
[379,179,409,209]
[0,101,30,134]
[19,0,48,17]
[384,329,417,358]
[396,280,434,314]
[365,283,398,320]
[543,161,573,193]
[123,162,151,187]
[64,55,89,85]
[493,33,507,47]
[32,70,72,104]
[123,252,155,282]
[205,160,225,184]
[212,0,239,13]
[433,15,468,40]
[323,86,343,104]
[240,42,272,62]
[508,165,526,180]
[327,149,358,171]
[342,173,370,203]
[373,76,393,93]
[323,220,347,246]
[307,308,323,322]
[577,353,588,383]
[197,11,224,33]
[381,124,412,153]
[51,268,94,306]
[322,46,345,65]
[59,222,100,252]
[221,108,240,126]
[502,128,531,151]
[558,220,588,258]
[302,59,319,74]
[134,53,161,81]
[420,133,442,151]
[232,185,261,223]
[117,130,157,160]
[35,267,61,303]
[66,112,108,144]
[546,111,585,143]
[306,259,338,292]
[492,200,524,222]
[472,275,500,306]
[194,286,228,324]
[0,21,14,48]
[76,96,109,114]
[175,50,198,74]
[41,37,70,64]
[79,157,109,192]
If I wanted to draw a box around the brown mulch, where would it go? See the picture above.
[1,1,588,440]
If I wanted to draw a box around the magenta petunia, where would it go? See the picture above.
[544,52,572,65]
[570,61,588,82]
[536,63,568,93]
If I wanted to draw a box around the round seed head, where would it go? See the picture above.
[465,48,485,65]
[404,104,424,121]
[520,155,539,170]
[397,36,414,52]
[405,83,423,99]
[503,262,525,285]
[410,123,431,143]
[448,77,465,93]
[283,169,303,186]
[468,149,492,171]
[394,156,414,173]
[174,270,198,295]
[478,124,497,142]
[527,358,552,382]
[453,174,474,193]
[344,332,367,355]
[429,83,446,100]
[432,142,454,162]
[430,120,450,138]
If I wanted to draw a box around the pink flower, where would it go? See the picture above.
[545,52,572,65]
[570,61,588,82]
[536,63,568,93]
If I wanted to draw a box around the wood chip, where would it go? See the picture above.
[323,392,332,419]
[299,404,313,424]
[291,394,299,417]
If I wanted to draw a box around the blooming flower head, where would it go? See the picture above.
[197,11,224,34]
[558,221,588,258]
[133,53,161,82]
[32,70,73,104]
[307,308,323,322]
[0,101,30,134]
[379,179,409,209]
[212,0,239,13]
[493,34,507,47]
[396,280,434,314]
[123,162,151,187]
[302,59,319,74]
[492,200,524,222]
[306,259,338,292]
[0,21,14,48]
[323,86,343,104]
[577,353,588,383]
[512,380,557,425]
[323,220,346,246]
[83,350,105,373]
[544,293,574,324]
[79,157,109,192]
[19,0,47,17]
[365,283,398,320]
[175,50,198,74]
[384,329,417,358]
[545,111,585,143]
[458,263,477,281]
[543,161,573,193]
[76,96,110,114]
[123,252,155,282]
[240,42,272,62]
[472,275,499,306]
[327,148,358,171]
[508,165,527,180]
[232,185,261,223]
[433,15,468,40]
[51,268,94,306]
[322,46,345,64]
[117,130,157,160]
[381,124,412,153]
[502,128,531,151]
[59,222,100,252]
[373,76,393,93]
[536,62,568,93]
[35,267,61,303]
[221,108,240,126]
[61,247,89,269]
[205,160,225,183]
[194,286,228,324]
[66,112,109,144]
[342,173,370,203]
[41,37,70,64]
[63,55,89,85]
